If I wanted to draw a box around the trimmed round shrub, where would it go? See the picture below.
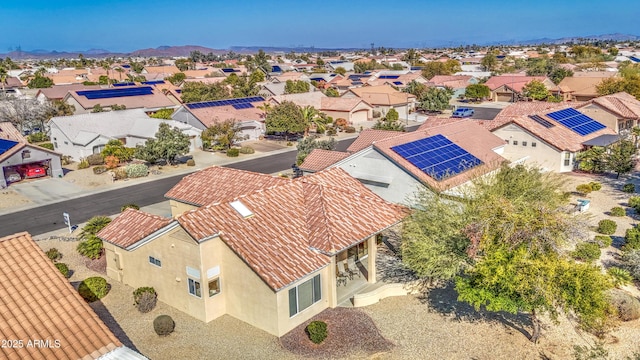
[306,320,328,344]
[325,128,337,136]
[589,182,602,191]
[610,207,626,217]
[594,235,613,248]
[608,267,633,288]
[77,159,90,169]
[239,146,255,154]
[125,163,149,178]
[186,159,196,166]
[629,196,640,209]
[133,287,158,313]
[153,315,175,336]
[121,203,140,212]
[597,219,617,235]
[226,148,239,157]
[55,263,70,278]
[46,248,62,261]
[344,126,356,133]
[572,242,601,263]
[608,289,640,321]
[286,141,294,146]
[86,153,105,166]
[576,183,593,195]
[93,165,107,175]
[111,168,127,180]
[39,142,54,150]
[624,227,640,251]
[78,277,109,302]
[623,183,636,193]
[77,236,104,259]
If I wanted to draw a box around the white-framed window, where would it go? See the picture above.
[188,278,201,298]
[148,256,161,267]
[513,140,518,146]
[208,278,220,297]
[522,141,527,146]
[564,152,571,166]
[531,142,537,148]
[289,274,321,317]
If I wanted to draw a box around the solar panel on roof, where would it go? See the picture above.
[546,108,606,136]
[185,96,265,110]
[0,139,18,155]
[112,82,135,87]
[271,65,282,72]
[391,134,483,181]
[393,81,403,85]
[528,115,555,128]
[379,75,400,79]
[77,86,154,99]
[233,103,254,109]
[142,80,165,85]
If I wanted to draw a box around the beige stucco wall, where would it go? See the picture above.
[169,199,198,218]
[579,104,625,133]
[64,96,88,115]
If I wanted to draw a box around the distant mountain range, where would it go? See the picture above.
[2,34,638,59]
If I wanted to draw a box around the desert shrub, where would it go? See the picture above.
[576,183,593,195]
[39,142,54,150]
[153,315,175,336]
[306,320,328,344]
[623,183,636,193]
[79,216,112,240]
[86,154,104,166]
[286,141,293,146]
[77,236,104,259]
[622,249,640,280]
[624,227,640,251]
[133,287,158,313]
[125,163,149,178]
[239,146,255,154]
[186,159,196,166]
[608,289,640,321]
[61,155,73,165]
[55,263,70,278]
[78,276,109,302]
[607,267,632,288]
[46,248,62,261]
[105,155,119,169]
[93,165,107,175]
[372,110,382,118]
[226,148,239,157]
[111,168,127,180]
[589,182,602,191]
[334,118,347,129]
[629,196,640,210]
[77,159,90,169]
[121,203,140,212]
[344,126,356,133]
[572,242,601,263]
[27,132,48,143]
[326,128,336,136]
[597,219,617,235]
[594,235,613,248]
[610,207,626,217]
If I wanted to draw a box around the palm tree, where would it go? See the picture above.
[301,105,326,137]
[256,102,272,119]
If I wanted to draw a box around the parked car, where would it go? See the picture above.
[4,169,21,183]
[17,164,47,179]
[452,107,475,118]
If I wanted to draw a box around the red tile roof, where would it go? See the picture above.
[320,97,371,112]
[66,86,175,111]
[588,92,640,119]
[98,209,173,249]
[484,75,551,92]
[0,122,26,142]
[165,166,287,206]
[477,101,582,131]
[184,102,266,126]
[299,149,350,172]
[346,129,402,153]
[0,232,123,360]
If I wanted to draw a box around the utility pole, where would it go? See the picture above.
[370,43,375,55]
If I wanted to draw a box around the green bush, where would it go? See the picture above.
[80,216,112,240]
[186,159,196,166]
[326,128,336,136]
[121,203,140,212]
[306,320,328,344]
[86,154,104,166]
[576,183,593,195]
[46,248,62,261]
[572,242,601,263]
[125,163,149,178]
[597,219,617,235]
[623,183,636,193]
[610,207,626,217]
[589,182,602,191]
[39,142,54,150]
[153,315,175,336]
[77,159,90,169]
[55,263,70,278]
[629,196,640,209]
[226,148,239,157]
[607,267,633,288]
[112,168,127,180]
[624,227,640,251]
[594,235,613,248]
[93,165,107,175]
[608,289,640,321]
[286,141,294,146]
[27,132,49,143]
[77,236,104,259]
[133,287,157,313]
[78,277,109,302]
[239,146,255,154]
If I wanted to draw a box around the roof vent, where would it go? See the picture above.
[230,200,253,218]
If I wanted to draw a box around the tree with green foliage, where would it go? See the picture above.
[464,84,490,100]
[481,52,498,72]
[419,87,453,112]
[46,100,75,118]
[77,215,112,259]
[301,105,328,137]
[101,139,134,162]
[522,80,550,100]
[421,59,461,80]
[549,67,574,85]
[27,74,53,89]
[606,139,636,178]
[333,66,347,76]
[227,74,260,98]
[284,80,310,94]
[324,88,339,97]
[135,122,191,164]
[372,108,405,131]
[296,135,336,165]
[201,119,243,150]
[150,108,174,119]
[577,146,607,173]
[265,101,304,135]
[249,70,265,83]
[403,80,428,99]
[165,72,186,85]
[180,81,231,103]
[250,49,272,73]
[597,74,640,100]
[98,75,109,85]
[91,104,106,113]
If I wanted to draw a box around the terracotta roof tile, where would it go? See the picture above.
[185,102,266,126]
[346,85,416,106]
[346,129,404,153]
[0,122,26,142]
[557,76,614,96]
[98,209,173,248]
[320,97,371,112]
[0,232,122,360]
[484,75,550,91]
[589,92,640,119]
[299,149,350,172]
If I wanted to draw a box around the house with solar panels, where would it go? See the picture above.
[171,96,267,141]
[487,102,617,172]
[63,85,177,114]
[342,85,417,120]
[300,120,507,205]
[576,92,640,133]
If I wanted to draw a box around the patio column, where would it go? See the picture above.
[328,256,338,307]
[367,236,376,284]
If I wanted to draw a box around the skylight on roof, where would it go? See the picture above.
[230,200,253,218]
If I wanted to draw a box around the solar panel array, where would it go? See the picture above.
[379,75,400,79]
[271,65,282,72]
[546,108,606,136]
[528,115,555,128]
[142,80,165,85]
[393,81,403,85]
[221,68,239,73]
[112,82,135,87]
[0,139,18,155]
[391,134,483,181]
[348,74,370,80]
[310,77,325,82]
[77,86,154,100]
[186,96,264,110]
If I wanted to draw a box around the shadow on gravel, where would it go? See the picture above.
[420,282,533,340]
[90,301,140,353]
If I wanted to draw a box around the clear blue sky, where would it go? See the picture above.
[2,0,638,52]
